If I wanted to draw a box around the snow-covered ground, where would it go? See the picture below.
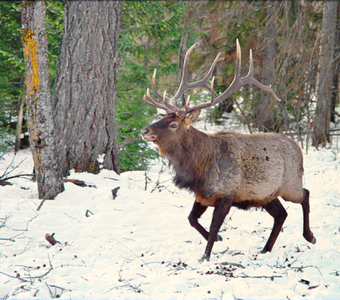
[1,130,340,299]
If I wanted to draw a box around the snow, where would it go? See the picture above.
[1,135,340,299]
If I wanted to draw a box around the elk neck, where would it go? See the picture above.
[165,126,219,193]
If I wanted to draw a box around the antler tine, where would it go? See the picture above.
[170,43,197,101]
[144,93,156,107]
[144,94,161,110]
[247,48,254,77]
[235,38,242,78]
[183,40,242,113]
[151,44,200,105]
[171,44,220,101]
[145,88,172,113]
[210,76,216,104]
[184,95,191,109]
[163,90,181,112]
[152,69,172,102]
[239,39,282,101]
[242,47,281,102]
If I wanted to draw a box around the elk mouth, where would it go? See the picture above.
[142,135,156,142]
[141,128,156,142]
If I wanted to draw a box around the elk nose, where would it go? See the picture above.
[141,128,149,136]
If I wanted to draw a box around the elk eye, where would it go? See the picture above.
[169,123,178,129]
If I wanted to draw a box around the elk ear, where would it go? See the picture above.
[185,110,201,125]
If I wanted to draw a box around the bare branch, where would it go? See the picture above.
[118,136,143,149]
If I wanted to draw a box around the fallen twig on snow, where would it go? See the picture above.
[0,254,54,285]
[36,200,46,211]
[112,258,145,295]
[0,155,31,186]
[0,173,33,186]
[215,261,245,269]
[236,272,282,280]
[11,216,38,232]
[0,237,16,242]
[112,238,151,271]
[45,283,71,298]
[45,282,53,298]
[0,270,29,283]
[0,215,12,229]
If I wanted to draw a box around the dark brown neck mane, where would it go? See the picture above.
[163,127,217,193]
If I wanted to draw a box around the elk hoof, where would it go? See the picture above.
[304,232,316,244]
[259,247,270,254]
[198,254,210,263]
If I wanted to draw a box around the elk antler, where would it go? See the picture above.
[144,39,280,119]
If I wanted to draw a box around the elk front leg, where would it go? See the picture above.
[199,198,232,262]
[261,198,287,253]
[188,201,223,242]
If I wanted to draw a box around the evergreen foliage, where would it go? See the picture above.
[117,1,193,172]
[0,2,23,152]
[0,1,64,153]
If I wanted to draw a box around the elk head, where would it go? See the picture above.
[141,110,200,155]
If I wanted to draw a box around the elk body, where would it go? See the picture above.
[141,40,316,262]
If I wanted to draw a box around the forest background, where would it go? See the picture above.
[0,1,339,200]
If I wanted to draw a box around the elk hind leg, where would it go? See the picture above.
[188,201,223,242]
[301,188,316,244]
[260,198,287,254]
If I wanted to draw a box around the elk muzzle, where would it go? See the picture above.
[141,127,156,142]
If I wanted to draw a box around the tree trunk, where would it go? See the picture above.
[330,5,340,124]
[14,78,25,153]
[256,1,280,132]
[22,0,64,199]
[313,1,338,147]
[52,0,122,176]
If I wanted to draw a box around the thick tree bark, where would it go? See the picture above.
[22,0,64,199]
[313,1,338,147]
[256,1,280,132]
[52,0,122,176]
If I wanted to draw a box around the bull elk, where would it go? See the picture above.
[141,39,316,262]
